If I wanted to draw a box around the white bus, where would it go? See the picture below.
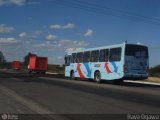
[65,43,149,83]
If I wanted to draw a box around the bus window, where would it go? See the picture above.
[71,53,77,63]
[77,52,83,63]
[65,55,71,66]
[109,48,121,61]
[125,45,148,58]
[83,51,91,62]
[99,49,109,62]
[91,50,99,62]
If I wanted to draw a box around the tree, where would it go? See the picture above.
[0,51,6,63]
[24,52,36,65]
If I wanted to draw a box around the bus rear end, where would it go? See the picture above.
[124,44,149,80]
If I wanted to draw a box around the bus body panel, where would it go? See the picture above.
[65,61,125,80]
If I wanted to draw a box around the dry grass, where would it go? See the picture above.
[144,77,160,83]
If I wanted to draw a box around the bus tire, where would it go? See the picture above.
[70,70,75,80]
[94,71,101,83]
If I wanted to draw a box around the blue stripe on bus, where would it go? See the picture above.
[111,62,118,73]
[84,63,91,77]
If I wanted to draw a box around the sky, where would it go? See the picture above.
[0,0,160,67]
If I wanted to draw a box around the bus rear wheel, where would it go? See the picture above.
[94,71,101,83]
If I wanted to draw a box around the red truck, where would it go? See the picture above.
[12,61,20,70]
[28,56,48,74]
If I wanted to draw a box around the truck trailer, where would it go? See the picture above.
[12,61,20,70]
[28,56,48,74]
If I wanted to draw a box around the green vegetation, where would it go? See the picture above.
[47,64,64,74]
[149,65,160,78]
[0,62,12,69]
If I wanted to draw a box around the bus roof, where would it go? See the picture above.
[66,43,148,55]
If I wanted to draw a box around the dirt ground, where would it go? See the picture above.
[145,77,160,83]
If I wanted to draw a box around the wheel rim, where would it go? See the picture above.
[95,72,101,82]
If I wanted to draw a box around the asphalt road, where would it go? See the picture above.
[0,70,160,119]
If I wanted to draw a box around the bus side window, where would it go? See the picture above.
[71,53,77,63]
[83,51,91,62]
[99,49,109,62]
[109,48,121,61]
[91,50,99,62]
[77,52,83,63]
[76,53,79,63]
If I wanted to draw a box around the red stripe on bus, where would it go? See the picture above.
[77,63,85,78]
[104,62,112,74]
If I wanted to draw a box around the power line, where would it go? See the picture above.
[72,0,160,23]
[52,0,160,26]
[50,0,160,49]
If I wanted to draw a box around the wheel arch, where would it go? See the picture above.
[70,69,74,75]
[94,70,100,77]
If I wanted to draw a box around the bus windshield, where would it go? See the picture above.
[125,44,148,58]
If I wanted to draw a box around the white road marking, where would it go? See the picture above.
[124,80,160,86]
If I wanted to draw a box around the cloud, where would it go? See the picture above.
[0,24,15,34]
[34,43,45,48]
[28,1,40,5]
[0,37,19,44]
[0,0,26,6]
[46,34,57,40]
[34,39,88,50]
[45,41,51,44]
[50,23,75,29]
[57,56,63,60]
[19,32,28,38]
[136,42,141,45]
[84,29,93,37]
[58,40,88,48]
[65,47,85,53]
[34,30,42,35]
[30,30,42,38]
[33,42,56,48]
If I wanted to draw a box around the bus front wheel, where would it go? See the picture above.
[70,71,75,80]
[94,71,101,83]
